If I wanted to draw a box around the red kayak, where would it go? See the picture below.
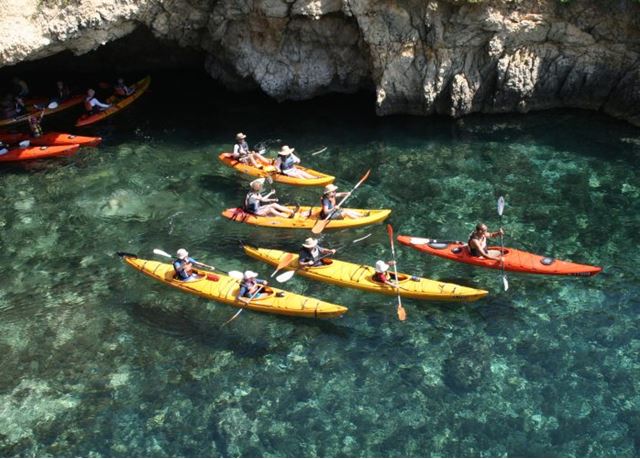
[0,144,80,162]
[0,95,84,128]
[0,132,101,147]
[397,235,602,277]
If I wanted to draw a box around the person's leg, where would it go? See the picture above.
[271,203,295,215]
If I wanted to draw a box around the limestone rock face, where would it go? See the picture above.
[1,0,640,125]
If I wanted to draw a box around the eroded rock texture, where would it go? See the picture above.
[1,0,640,124]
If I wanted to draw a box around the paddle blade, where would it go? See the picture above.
[276,270,296,283]
[271,253,294,276]
[502,275,509,292]
[497,196,505,216]
[386,223,394,239]
[311,218,330,235]
[228,270,244,281]
[153,248,172,258]
[397,304,406,321]
[311,147,328,156]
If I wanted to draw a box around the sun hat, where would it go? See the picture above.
[278,145,295,156]
[302,237,318,249]
[177,248,189,259]
[375,260,390,273]
[250,178,265,189]
[236,132,247,140]
[243,270,258,279]
[323,184,338,194]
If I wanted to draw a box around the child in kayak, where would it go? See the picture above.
[173,248,202,281]
[372,260,399,287]
[320,184,365,220]
[28,111,44,138]
[298,237,336,267]
[274,145,316,179]
[84,89,112,114]
[244,178,296,218]
[237,271,268,303]
[232,133,269,168]
[468,223,504,260]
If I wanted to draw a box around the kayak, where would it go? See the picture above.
[0,132,102,147]
[397,236,603,277]
[0,144,80,162]
[120,254,348,318]
[0,95,84,128]
[222,206,391,230]
[243,246,489,301]
[218,152,335,186]
[75,76,151,127]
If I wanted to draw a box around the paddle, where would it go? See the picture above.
[497,196,509,291]
[271,252,295,278]
[311,169,371,235]
[310,147,328,156]
[387,224,406,321]
[152,248,243,280]
[275,233,373,283]
[221,282,267,327]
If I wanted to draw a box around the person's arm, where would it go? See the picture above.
[321,197,332,216]
[291,153,301,164]
[237,284,249,301]
[233,144,240,156]
[92,98,111,109]
[474,240,500,261]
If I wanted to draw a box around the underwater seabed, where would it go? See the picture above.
[0,74,639,456]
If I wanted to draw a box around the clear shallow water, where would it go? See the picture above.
[0,73,639,457]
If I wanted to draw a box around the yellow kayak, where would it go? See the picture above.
[218,152,335,186]
[222,206,391,230]
[121,254,347,318]
[243,246,489,302]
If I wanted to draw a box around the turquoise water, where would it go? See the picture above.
[1,72,639,457]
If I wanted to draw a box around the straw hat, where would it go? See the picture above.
[278,145,295,156]
[250,178,265,190]
[236,132,247,140]
[177,248,189,259]
[375,260,389,273]
[323,184,338,194]
[302,237,318,249]
[243,270,258,279]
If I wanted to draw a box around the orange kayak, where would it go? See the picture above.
[0,132,101,147]
[0,144,80,162]
[218,152,335,187]
[75,76,151,127]
[0,95,84,128]
[397,235,602,277]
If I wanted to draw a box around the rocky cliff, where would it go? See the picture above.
[2,0,640,125]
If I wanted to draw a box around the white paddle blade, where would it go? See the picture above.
[153,248,173,258]
[497,196,505,216]
[228,270,244,281]
[503,275,509,291]
[276,270,296,283]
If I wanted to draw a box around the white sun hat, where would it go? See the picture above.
[375,260,390,273]
[177,248,189,259]
[302,237,318,248]
[243,270,258,279]
[278,145,295,156]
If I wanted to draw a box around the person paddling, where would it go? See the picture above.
[298,237,335,267]
[320,184,366,220]
[372,260,399,287]
[114,78,134,98]
[468,223,504,261]
[274,145,316,179]
[173,248,202,282]
[244,178,297,218]
[236,271,268,303]
[84,89,111,114]
[55,80,71,102]
[28,112,44,138]
[232,133,269,168]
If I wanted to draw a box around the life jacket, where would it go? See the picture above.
[278,154,295,172]
[320,195,336,218]
[372,271,387,283]
[467,232,485,257]
[244,192,261,214]
[29,118,42,137]
[173,258,193,280]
